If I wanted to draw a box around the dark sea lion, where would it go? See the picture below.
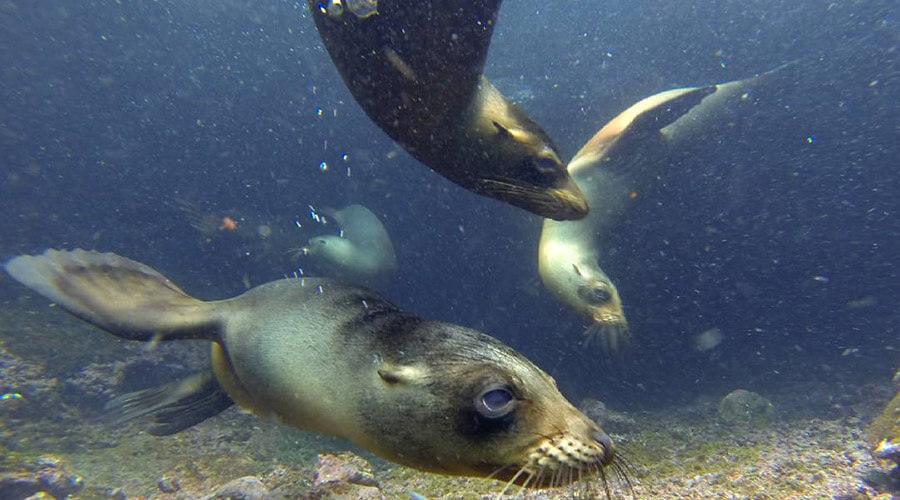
[305,1,588,220]
[4,249,621,489]
[539,73,775,353]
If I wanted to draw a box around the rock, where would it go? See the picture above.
[717,389,776,427]
[106,487,128,500]
[158,476,182,493]
[0,462,84,500]
[24,493,54,500]
[868,387,900,468]
[205,476,270,500]
[62,361,125,406]
[0,340,58,418]
[578,397,638,433]
[313,453,379,488]
[36,465,84,499]
[312,453,383,500]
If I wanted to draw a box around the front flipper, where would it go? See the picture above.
[105,370,234,436]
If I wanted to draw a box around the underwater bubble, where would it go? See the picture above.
[319,161,328,172]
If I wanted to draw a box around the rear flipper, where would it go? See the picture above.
[105,370,234,435]
[4,249,221,342]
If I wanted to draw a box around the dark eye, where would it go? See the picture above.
[534,157,560,174]
[578,285,612,305]
[592,287,612,303]
[476,385,516,419]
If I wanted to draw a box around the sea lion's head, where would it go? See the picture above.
[470,79,589,221]
[572,265,630,353]
[360,320,624,492]
[302,235,354,268]
[541,257,629,353]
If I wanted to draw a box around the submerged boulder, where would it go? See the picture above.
[717,389,776,427]
[312,453,383,500]
[868,387,900,471]
[0,458,84,500]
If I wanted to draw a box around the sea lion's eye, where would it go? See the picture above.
[592,287,612,303]
[476,385,515,419]
[534,157,559,174]
[578,284,612,305]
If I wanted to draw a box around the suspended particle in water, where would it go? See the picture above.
[319,161,328,172]
[316,107,323,117]
[346,166,351,177]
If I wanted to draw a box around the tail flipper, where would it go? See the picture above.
[4,249,220,341]
[105,370,234,435]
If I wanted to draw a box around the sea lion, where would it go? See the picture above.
[4,249,621,489]
[305,0,588,221]
[539,74,773,352]
[302,204,397,286]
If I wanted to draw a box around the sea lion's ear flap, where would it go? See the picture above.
[572,263,584,277]
[377,362,426,386]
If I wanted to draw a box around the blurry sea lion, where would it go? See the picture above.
[302,204,397,286]
[306,0,588,220]
[5,249,621,489]
[539,72,777,353]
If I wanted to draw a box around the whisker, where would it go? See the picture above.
[515,470,535,498]
[487,463,515,481]
[550,467,562,490]
[614,461,636,499]
[533,466,547,491]
[500,466,527,496]
[599,465,611,500]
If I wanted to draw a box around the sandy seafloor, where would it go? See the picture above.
[1,299,897,500]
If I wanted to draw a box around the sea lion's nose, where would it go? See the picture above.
[592,429,616,465]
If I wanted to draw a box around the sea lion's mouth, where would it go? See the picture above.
[480,177,588,221]
[584,316,630,353]
[491,435,632,497]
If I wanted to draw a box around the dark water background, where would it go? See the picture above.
[1,0,898,412]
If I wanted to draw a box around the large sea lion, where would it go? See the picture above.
[302,204,397,286]
[539,73,775,352]
[305,1,588,221]
[4,249,621,490]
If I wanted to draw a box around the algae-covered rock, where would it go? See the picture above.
[0,459,84,500]
[579,397,638,433]
[868,387,900,467]
[717,389,776,427]
[205,476,270,500]
[312,453,383,500]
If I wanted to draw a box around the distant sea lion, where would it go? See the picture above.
[5,249,622,489]
[539,73,774,352]
[306,1,588,221]
[302,204,397,286]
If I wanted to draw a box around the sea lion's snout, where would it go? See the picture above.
[592,428,616,466]
[547,181,590,220]
[479,174,589,221]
